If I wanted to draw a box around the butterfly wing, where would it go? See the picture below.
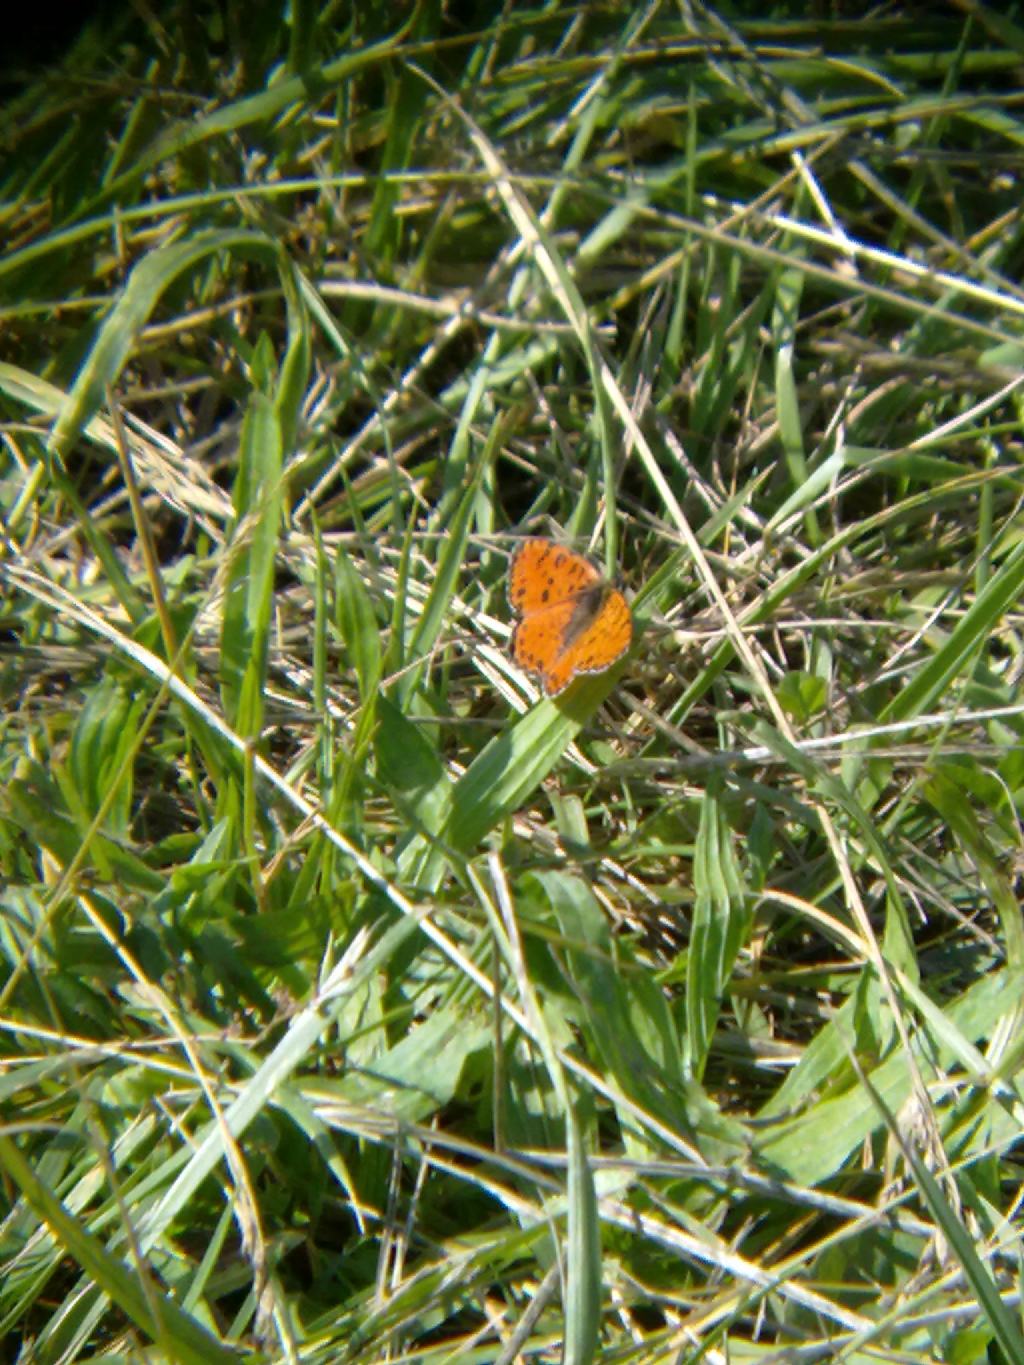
[558,587,632,680]
[508,539,601,615]
[512,586,632,696]
[512,600,580,695]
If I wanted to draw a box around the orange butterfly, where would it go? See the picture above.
[507,538,632,696]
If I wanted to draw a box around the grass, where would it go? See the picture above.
[2,2,1024,1361]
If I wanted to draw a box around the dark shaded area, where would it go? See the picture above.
[1,3,112,80]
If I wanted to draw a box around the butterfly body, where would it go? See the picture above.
[507,539,632,696]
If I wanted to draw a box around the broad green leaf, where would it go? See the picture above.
[757,967,1021,1183]
[219,387,283,734]
[335,545,382,701]
[67,677,146,836]
[778,670,828,722]
[685,787,750,1081]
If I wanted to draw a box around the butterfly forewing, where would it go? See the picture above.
[508,539,601,615]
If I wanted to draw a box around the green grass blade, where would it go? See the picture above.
[49,230,274,458]
[219,386,283,736]
[0,1136,242,1365]
[564,1111,601,1365]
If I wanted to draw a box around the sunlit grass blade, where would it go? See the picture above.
[0,1136,239,1365]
